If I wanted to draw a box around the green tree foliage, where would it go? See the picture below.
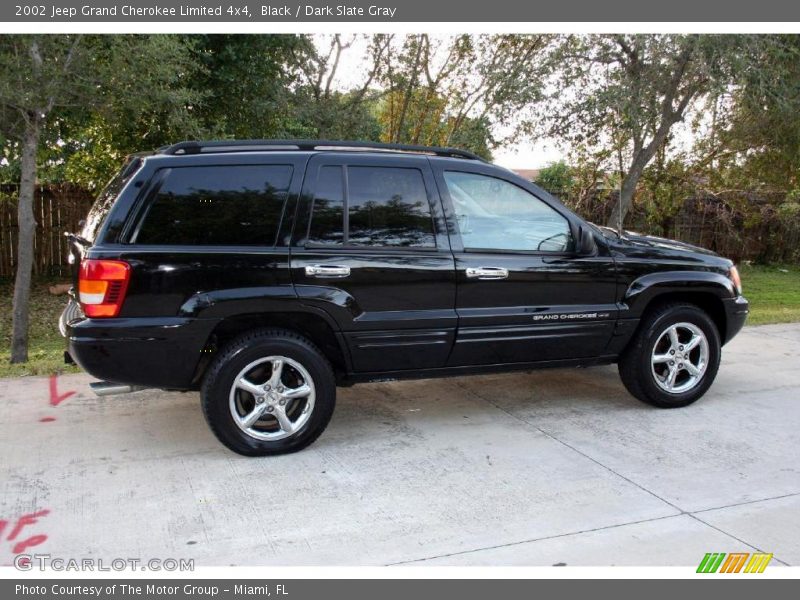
[291,34,386,140]
[534,161,573,192]
[378,34,547,154]
[639,150,696,237]
[60,35,313,190]
[187,34,314,138]
[375,89,494,158]
[298,34,547,158]
[290,87,383,141]
[701,35,800,194]
[542,34,746,227]
[0,34,200,361]
[446,117,494,160]
[2,36,202,190]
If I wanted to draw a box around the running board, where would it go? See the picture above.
[90,381,147,396]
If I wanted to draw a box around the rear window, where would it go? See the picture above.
[308,166,345,246]
[306,165,435,249]
[134,165,293,246]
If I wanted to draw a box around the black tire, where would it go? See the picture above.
[618,302,721,408]
[201,328,336,456]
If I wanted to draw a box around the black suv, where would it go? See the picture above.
[64,140,749,456]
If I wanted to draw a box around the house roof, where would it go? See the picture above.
[511,168,541,181]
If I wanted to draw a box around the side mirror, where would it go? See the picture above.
[576,225,597,256]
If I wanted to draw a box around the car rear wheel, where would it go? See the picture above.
[201,329,336,456]
[59,298,84,337]
[618,303,721,408]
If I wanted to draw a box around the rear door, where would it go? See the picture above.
[289,153,457,373]
[433,160,618,366]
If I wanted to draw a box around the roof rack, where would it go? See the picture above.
[160,139,485,161]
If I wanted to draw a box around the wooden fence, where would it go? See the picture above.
[0,184,95,278]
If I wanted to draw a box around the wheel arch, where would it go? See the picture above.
[623,271,735,344]
[191,309,351,387]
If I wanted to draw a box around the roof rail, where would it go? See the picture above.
[160,139,485,161]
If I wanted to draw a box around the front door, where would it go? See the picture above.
[432,161,618,367]
[289,153,457,373]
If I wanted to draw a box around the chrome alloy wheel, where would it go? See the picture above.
[650,322,709,394]
[228,356,315,441]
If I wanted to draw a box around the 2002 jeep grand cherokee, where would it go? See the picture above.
[62,140,749,456]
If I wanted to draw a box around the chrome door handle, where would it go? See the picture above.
[465,267,509,280]
[305,264,351,278]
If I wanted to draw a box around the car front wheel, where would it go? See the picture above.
[618,303,722,408]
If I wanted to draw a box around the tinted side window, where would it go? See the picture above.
[135,165,293,246]
[347,166,435,248]
[443,171,573,252]
[81,156,143,243]
[308,166,345,246]
[305,165,436,249]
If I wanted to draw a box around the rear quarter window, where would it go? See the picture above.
[134,165,293,246]
[81,157,143,243]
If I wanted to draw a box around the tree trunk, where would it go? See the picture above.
[10,116,40,363]
[607,171,639,230]
[393,39,424,143]
[607,126,671,229]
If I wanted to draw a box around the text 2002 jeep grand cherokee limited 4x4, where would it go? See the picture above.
[62,140,749,456]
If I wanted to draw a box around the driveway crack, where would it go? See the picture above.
[686,513,791,566]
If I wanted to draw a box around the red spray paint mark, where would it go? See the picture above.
[6,510,50,541]
[49,374,75,407]
[39,417,56,423]
[0,510,50,559]
[12,534,47,555]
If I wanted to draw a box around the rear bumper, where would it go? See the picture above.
[67,316,219,390]
[722,295,749,344]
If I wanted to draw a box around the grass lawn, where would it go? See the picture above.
[739,263,800,325]
[0,278,80,378]
[1,264,799,378]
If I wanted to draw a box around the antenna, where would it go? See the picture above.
[616,144,624,238]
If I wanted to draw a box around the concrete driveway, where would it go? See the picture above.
[1,324,798,567]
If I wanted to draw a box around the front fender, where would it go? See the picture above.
[623,270,737,316]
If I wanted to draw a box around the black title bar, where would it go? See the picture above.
[3,0,800,22]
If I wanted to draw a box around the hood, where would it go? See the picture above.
[620,230,720,257]
[599,226,731,266]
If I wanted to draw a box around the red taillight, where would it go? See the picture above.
[78,259,131,318]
